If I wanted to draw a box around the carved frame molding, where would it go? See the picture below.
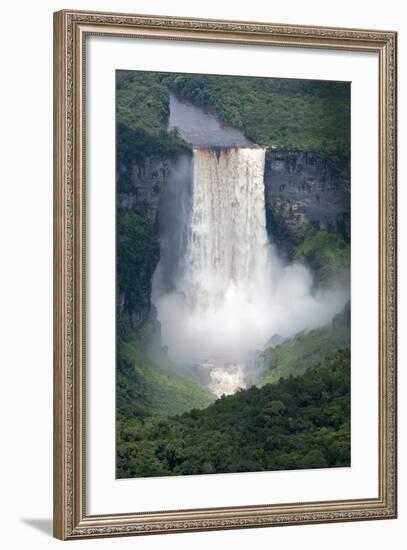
[53,10,397,540]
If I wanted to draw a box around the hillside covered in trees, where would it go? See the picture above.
[117,350,350,478]
[161,73,350,152]
[117,70,350,152]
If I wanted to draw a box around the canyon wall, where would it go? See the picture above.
[264,149,350,241]
[118,148,350,239]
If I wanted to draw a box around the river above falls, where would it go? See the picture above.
[168,92,253,148]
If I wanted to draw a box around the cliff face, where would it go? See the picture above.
[264,149,350,241]
[119,149,350,236]
[117,155,190,221]
[117,152,193,329]
[117,148,350,328]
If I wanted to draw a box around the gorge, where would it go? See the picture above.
[146,95,349,395]
[116,84,351,399]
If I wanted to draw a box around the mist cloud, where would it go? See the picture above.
[152,148,349,366]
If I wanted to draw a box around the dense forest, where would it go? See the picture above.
[161,73,350,151]
[117,350,350,477]
[116,69,351,479]
[117,70,350,152]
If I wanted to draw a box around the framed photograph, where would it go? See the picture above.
[53,9,397,540]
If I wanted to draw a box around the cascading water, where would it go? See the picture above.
[184,147,270,323]
[152,145,348,397]
[153,146,274,394]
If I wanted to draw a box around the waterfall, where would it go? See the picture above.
[183,147,270,314]
[152,145,348,396]
[153,146,275,374]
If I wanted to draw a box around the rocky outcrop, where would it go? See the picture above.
[264,149,350,240]
[117,155,192,222]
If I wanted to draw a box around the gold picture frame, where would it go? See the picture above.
[53,9,397,540]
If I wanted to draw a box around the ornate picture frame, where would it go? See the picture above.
[53,9,397,540]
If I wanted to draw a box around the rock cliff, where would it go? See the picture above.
[264,149,350,241]
[117,154,191,222]
[118,148,350,241]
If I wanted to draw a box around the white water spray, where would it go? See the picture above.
[153,147,347,394]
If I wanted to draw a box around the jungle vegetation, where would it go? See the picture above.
[117,350,350,478]
[160,73,350,152]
